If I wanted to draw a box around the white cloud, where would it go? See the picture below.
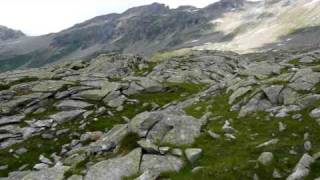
[0,0,217,35]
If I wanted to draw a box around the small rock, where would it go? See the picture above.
[171,148,183,157]
[15,147,28,155]
[134,170,159,180]
[273,169,282,178]
[279,122,286,132]
[0,165,8,170]
[39,154,53,165]
[159,147,170,155]
[257,152,274,166]
[256,139,279,148]
[304,141,312,151]
[292,114,302,120]
[56,129,69,136]
[33,163,49,170]
[309,108,320,118]
[185,148,202,163]
[225,133,236,140]
[41,133,54,139]
[137,139,159,153]
[192,166,204,173]
[67,175,83,180]
[208,130,221,139]
[96,107,107,115]
[222,120,236,134]
[287,154,314,180]
[304,133,309,140]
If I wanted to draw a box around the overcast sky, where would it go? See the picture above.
[0,0,217,36]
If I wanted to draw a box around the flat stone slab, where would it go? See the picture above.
[55,100,93,111]
[140,154,184,174]
[31,80,73,92]
[50,110,85,124]
[0,115,25,126]
[129,111,202,146]
[85,148,141,180]
[22,165,70,180]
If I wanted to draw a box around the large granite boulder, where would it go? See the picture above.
[140,154,184,174]
[85,148,142,180]
[21,164,70,180]
[54,100,93,111]
[50,110,85,124]
[129,111,202,145]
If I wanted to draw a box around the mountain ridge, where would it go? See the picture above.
[0,0,320,72]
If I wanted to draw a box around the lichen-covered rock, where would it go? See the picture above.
[129,111,202,145]
[72,81,120,101]
[229,86,252,105]
[263,85,283,104]
[0,115,25,126]
[22,164,70,180]
[50,110,85,124]
[31,80,72,93]
[309,108,320,119]
[286,154,314,180]
[257,152,274,166]
[185,148,203,163]
[85,148,141,180]
[140,154,184,174]
[55,100,93,111]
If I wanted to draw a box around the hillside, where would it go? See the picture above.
[1,1,320,178]
[1,0,320,72]
[1,47,320,179]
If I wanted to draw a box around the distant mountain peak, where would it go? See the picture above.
[0,25,25,41]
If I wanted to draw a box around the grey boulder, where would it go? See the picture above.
[85,148,141,180]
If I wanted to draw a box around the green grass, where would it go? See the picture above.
[161,92,320,180]
[130,82,205,107]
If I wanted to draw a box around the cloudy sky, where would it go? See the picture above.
[0,0,217,36]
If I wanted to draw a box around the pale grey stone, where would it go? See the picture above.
[257,152,274,166]
[140,154,184,174]
[185,148,202,163]
[85,148,141,180]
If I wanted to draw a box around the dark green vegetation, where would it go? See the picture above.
[0,44,80,72]
[158,92,320,180]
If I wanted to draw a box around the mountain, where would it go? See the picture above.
[2,0,320,179]
[0,25,25,42]
[1,0,320,72]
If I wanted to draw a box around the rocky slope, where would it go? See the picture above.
[0,47,320,179]
[1,0,320,72]
[0,25,25,42]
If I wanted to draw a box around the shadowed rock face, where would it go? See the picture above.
[0,25,25,42]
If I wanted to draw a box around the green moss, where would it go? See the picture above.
[288,59,300,65]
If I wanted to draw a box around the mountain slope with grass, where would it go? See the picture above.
[1,0,320,72]
[1,47,320,179]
